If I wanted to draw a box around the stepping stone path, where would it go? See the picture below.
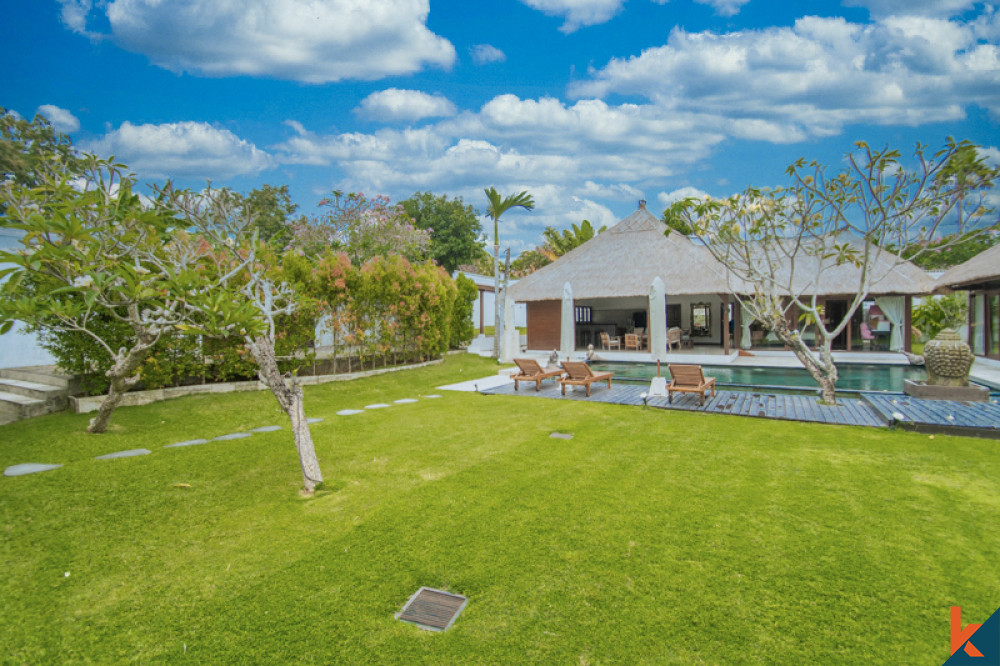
[165,438,209,448]
[250,425,283,433]
[95,449,151,460]
[4,463,63,477]
[6,395,434,477]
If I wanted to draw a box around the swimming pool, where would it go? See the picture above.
[587,361,1000,394]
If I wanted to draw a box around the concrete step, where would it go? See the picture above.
[0,365,79,393]
[0,390,49,426]
[0,377,68,404]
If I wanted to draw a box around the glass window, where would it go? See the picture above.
[971,293,985,355]
[991,293,999,357]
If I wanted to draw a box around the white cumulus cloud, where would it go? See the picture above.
[36,105,80,133]
[86,121,274,179]
[571,14,1000,141]
[58,0,455,83]
[695,0,751,17]
[470,44,506,65]
[843,0,977,19]
[519,0,626,33]
[356,89,457,122]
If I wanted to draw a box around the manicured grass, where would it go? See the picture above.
[2,354,998,663]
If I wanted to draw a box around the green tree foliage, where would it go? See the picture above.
[661,200,695,235]
[400,191,484,272]
[903,231,999,270]
[241,184,299,249]
[0,107,83,187]
[541,219,606,257]
[451,273,477,346]
[510,249,552,277]
[912,293,968,341]
[291,191,430,265]
[484,187,534,358]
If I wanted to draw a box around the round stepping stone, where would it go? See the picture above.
[164,438,209,448]
[212,433,251,441]
[425,394,442,399]
[364,403,391,409]
[4,463,63,477]
[306,417,324,424]
[250,425,283,433]
[393,398,418,404]
[337,409,364,416]
[95,448,151,460]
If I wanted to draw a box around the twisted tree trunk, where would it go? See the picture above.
[87,333,157,434]
[248,335,323,494]
[772,317,839,405]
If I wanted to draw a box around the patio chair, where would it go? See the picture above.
[624,333,641,351]
[512,358,564,391]
[558,361,614,397]
[667,327,682,351]
[600,331,621,350]
[666,364,717,406]
[860,322,874,351]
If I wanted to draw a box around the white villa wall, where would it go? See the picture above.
[0,229,56,369]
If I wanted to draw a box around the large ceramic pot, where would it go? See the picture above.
[923,328,974,387]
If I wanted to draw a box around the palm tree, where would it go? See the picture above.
[484,187,534,358]
[542,219,606,257]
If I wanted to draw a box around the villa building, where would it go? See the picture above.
[937,242,1000,361]
[508,202,935,356]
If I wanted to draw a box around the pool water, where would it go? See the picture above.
[587,361,996,394]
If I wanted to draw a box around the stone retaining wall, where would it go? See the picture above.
[69,359,443,414]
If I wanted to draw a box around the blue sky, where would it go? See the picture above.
[3,0,999,256]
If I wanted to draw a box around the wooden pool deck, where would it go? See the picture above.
[481,380,1000,438]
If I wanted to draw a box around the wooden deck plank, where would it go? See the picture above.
[480,381,1000,436]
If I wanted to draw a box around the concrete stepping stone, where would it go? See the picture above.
[393,398,418,404]
[5,462,63,477]
[425,395,442,399]
[550,432,574,440]
[337,409,364,416]
[250,425,283,433]
[365,403,391,409]
[212,433,251,441]
[164,438,209,448]
[306,417,324,424]
[95,449,151,460]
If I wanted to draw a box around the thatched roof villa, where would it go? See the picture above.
[938,242,1000,361]
[508,202,935,356]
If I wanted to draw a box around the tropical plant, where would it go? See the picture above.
[541,219,606,257]
[484,187,534,358]
[912,293,968,341]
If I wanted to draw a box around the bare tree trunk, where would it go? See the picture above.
[88,336,155,434]
[772,317,839,404]
[248,335,323,494]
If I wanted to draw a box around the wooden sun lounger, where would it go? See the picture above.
[512,358,564,391]
[667,364,717,405]
[558,360,614,397]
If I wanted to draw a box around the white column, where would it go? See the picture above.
[501,296,518,363]
[560,282,575,358]
[649,276,667,361]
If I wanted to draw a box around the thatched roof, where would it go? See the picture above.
[508,206,936,302]
[936,243,1000,289]
[508,207,732,302]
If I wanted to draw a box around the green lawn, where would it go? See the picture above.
[2,354,997,663]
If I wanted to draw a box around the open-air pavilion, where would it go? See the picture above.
[507,202,936,359]
[937,242,1000,361]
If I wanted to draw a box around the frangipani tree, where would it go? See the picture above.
[677,139,999,404]
[484,187,534,359]
[163,185,324,494]
[0,157,231,433]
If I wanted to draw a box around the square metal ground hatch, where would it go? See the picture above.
[396,587,468,632]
